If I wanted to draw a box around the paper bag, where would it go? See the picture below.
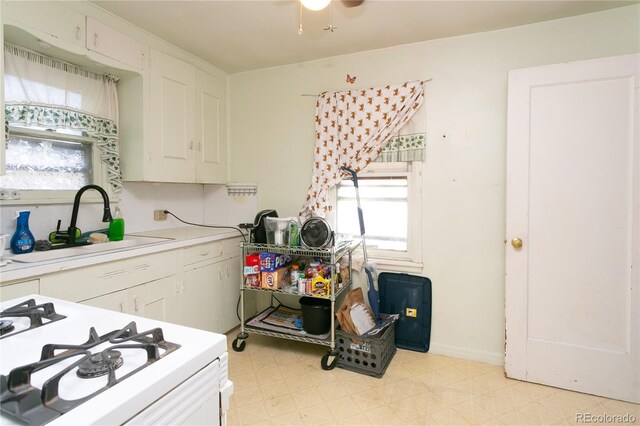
[336,287,375,335]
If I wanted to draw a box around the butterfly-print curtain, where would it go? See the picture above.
[299,80,424,221]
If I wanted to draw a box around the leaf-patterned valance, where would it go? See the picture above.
[375,132,426,163]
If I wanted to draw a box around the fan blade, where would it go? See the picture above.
[341,0,364,7]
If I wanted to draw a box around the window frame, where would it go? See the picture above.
[332,161,423,269]
[0,125,116,205]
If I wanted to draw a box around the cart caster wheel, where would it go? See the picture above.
[321,352,338,370]
[232,338,246,352]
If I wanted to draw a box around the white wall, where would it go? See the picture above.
[228,6,640,364]
[0,182,257,247]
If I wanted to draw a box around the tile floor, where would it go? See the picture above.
[225,330,639,425]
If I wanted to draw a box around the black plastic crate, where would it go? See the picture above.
[335,314,397,378]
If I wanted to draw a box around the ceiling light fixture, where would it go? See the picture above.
[300,0,331,11]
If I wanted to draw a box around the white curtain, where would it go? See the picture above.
[4,43,122,192]
[4,44,118,123]
[300,80,424,221]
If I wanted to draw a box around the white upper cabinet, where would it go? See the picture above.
[148,48,197,182]
[127,49,228,184]
[3,1,86,52]
[196,69,228,184]
[86,17,145,71]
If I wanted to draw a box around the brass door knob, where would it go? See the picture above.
[511,238,523,249]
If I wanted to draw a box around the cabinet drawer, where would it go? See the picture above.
[222,238,241,258]
[86,17,145,70]
[40,251,179,303]
[183,241,223,266]
[4,1,85,49]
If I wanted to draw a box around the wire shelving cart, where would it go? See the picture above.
[232,239,360,370]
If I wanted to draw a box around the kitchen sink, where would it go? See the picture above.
[7,236,174,263]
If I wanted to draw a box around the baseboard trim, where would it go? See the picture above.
[428,342,505,366]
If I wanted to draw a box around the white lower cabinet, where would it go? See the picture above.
[6,237,241,333]
[82,287,130,314]
[182,262,222,332]
[0,279,39,302]
[220,256,241,333]
[40,250,181,323]
[181,238,241,334]
[82,275,179,323]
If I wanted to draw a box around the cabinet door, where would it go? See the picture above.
[82,288,129,314]
[148,49,196,182]
[0,280,39,302]
[86,17,144,71]
[3,1,85,51]
[195,70,227,184]
[182,263,222,332]
[221,257,241,333]
[131,275,180,323]
[1,1,4,177]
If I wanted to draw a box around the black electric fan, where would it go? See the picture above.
[300,217,334,249]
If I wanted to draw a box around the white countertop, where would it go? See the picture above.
[0,226,245,284]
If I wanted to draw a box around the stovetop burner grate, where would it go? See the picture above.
[0,320,15,336]
[0,321,180,425]
[0,299,66,339]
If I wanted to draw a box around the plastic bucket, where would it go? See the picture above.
[299,297,331,335]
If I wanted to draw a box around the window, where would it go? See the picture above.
[2,43,121,204]
[2,127,95,190]
[0,126,108,203]
[334,162,422,264]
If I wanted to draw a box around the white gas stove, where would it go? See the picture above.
[0,295,233,425]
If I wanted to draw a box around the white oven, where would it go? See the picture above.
[0,295,233,425]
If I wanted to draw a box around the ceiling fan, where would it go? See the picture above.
[300,0,364,11]
[298,0,364,34]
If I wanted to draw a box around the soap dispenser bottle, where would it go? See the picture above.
[108,206,125,241]
[10,210,36,254]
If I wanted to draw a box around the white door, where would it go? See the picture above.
[505,54,640,403]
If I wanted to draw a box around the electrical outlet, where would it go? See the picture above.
[0,189,21,200]
[153,210,167,221]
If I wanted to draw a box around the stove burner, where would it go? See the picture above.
[0,322,180,425]
[77,349,124,379]
[0,320,14,335]
[0,299,66,339]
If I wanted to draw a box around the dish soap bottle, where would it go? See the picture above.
[10,210,35,254]
[108,206,125,241]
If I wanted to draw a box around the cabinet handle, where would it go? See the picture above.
[199,250,210,257]
[226,264,230,278]
[119,302,124,312]
[218,269,223,280]
[76,26,81,41]
[189,140,194,150]
[93,33,99,47]
[134,297,139,312]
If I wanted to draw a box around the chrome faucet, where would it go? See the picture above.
[65,184,113,245]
